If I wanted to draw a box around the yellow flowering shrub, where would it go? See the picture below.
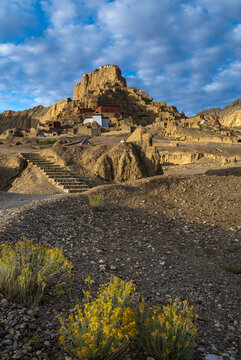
[136,299,198,360]
[0,238,73,306]
[59,276,138,360]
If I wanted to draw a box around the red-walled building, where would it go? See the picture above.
[77,108,93,114]
[95,105,120,113]
[48,121,61,129]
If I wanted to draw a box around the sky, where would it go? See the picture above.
[0,0,241,116]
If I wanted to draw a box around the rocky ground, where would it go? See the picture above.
[0,173,240,360]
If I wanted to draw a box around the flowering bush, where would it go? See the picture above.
[59,276,138,360]
[0,238,73,306]
[136,299,198,360]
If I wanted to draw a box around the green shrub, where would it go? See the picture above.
[0,238,73,307]
[36,139,57,145]
[88,193,105,211]
[222,265,241,274]
[58,276,138,360]
[136,299,198,360]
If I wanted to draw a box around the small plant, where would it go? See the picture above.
[88,193,105,211]
[222,265,241,274]
[0,238,73,307]
[59,276,138,360]
[136,299,198,360]
[36,139,57,146]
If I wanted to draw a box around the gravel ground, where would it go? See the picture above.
[0,192,65,220]
[0,174,240,360]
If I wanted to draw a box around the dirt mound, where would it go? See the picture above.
[8,163,64,194]
[41,141,162,182]
[0,154,26,190]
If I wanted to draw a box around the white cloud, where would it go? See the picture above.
[41,0,78,29]
[0,43,16,56]
[204,61,241,93]
[0,0,37,40]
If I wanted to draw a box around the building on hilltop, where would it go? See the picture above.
[95,105,120,114]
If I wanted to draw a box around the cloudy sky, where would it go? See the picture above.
[0,0,241,116]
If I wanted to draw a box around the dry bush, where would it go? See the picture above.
[0,238,73,307]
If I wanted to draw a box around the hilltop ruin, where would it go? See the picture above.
[0,65,183,136]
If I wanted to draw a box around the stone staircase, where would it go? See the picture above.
[21,153,90,193]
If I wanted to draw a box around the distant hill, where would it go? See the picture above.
[197,98,241,127]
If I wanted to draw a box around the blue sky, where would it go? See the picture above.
[0,0,241,116]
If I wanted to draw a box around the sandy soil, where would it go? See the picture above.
[0,173,240,360]
[0,139,240,360]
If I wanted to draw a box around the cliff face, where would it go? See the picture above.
[0,106,48,134]
[0,98,80,134]
[73,65,126,101]
[197,98,241,127]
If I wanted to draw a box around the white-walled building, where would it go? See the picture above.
[84,114,109,127]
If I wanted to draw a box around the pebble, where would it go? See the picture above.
[197,346,205,352]
[28,322,38,330]
[2,339,13,345]
[1,298,9,308]
[205,355,223,360]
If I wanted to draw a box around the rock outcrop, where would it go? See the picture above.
[197,98,241,127]
[73,65,126,102]
[42,141,162,182]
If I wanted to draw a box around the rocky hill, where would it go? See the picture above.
[0,65,183,134]
[73,65,182,124]
[197,98,241,127]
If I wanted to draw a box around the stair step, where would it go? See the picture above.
[67,189,89,193]
[21,152,90,193]
[54,181,85,185]
[38,166,62,169]
[44,172,71,175]
[33,162,56,165]
[61,185,87,189]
